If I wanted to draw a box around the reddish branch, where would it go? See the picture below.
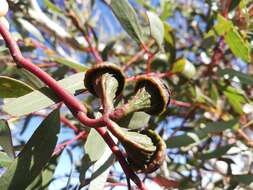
[53,131,87,156]
[0,23,147,190]
[33,112,79,132]
[66,9,103,63]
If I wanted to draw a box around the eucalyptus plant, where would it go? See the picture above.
[0,0,253,190]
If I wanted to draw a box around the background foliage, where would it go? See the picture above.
[0,0,253,189]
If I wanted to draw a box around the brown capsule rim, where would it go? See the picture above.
[128,129,167,173]
[135,76,170,115]
[84,63,125,97]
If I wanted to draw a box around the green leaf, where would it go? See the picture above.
[201,119,239,134]
[16,69,45,89]
[213,15,250,63]
[229,0,241,11]
[147,11,164,49]
[218,68,253,85]
[167,119,239,148]
[163,23,176,63]
[0,152,13,168]
[199,144,234,160]
[0,76,33,98]
[3,72,85,116]
[166,134,195,148]
[0,120,15,159]
[117,111,150,129]
[17,18,45,42]
[88,145,114,190]
[0,109,60,190]
[223,86,246,114]
[160,1,173,20]
[44,0,64,15]
[107,0,144,44]
[51,57,88,71]
[231,174,253,186]
[85,129,107,162]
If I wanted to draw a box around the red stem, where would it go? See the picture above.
[85,27,103,63]
[96,127,148,190]
[146,53,155,74]
[0,22,147,190]
[53,131,87,156]
[170,99,192,108]
[33,112,79,132]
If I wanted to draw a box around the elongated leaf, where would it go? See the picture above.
[117,111,150,129]
[44,0,64,15]
[17,69,45,89]
[51,57,88,71]
[0,152,13,168]
[0,109,60,190]
[147,11,164,49]
[107,0,144,44]
[89,146,114,190]
[17,18,45,42]
[231,174,253,186]
[85,129,107,162]
[3,72,85,116]
[218,68,253,85]
[0,120,15,159]
[223,86,246,114]
[163,23,176,63]
[167,119,239,148]
[199,144,234,160]
[0,76,33,98]
[213,15,250,63]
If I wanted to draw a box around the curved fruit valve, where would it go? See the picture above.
[134,76,170,115]
[121,129,166,173]
[84,63,125,112]
[84,62,125,97]
[111,76,170,120]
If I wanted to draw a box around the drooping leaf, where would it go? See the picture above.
[213,15,250,63]
[223,86,246,114]
[0,109,60,190]
[218,68,253,85]
[44,0,64,15]
[88,147,114,190]
[17,69,45,89]
[85,129,107,162]
[117,111,150,129]
[106,0,144,44]
[17,18,45,42]
[0,152,13,168]
[147,11,164,49]
[51,57,88,71]
[231,174,253,186]
[199,144,234,160]
[3,72,85,116]
[0,76,33,98]
[0,120,15,159]
[163,23,176,63]
[167,119,239,148]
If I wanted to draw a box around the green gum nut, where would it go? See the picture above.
[84,62,125,97]
[135,76,170,115]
